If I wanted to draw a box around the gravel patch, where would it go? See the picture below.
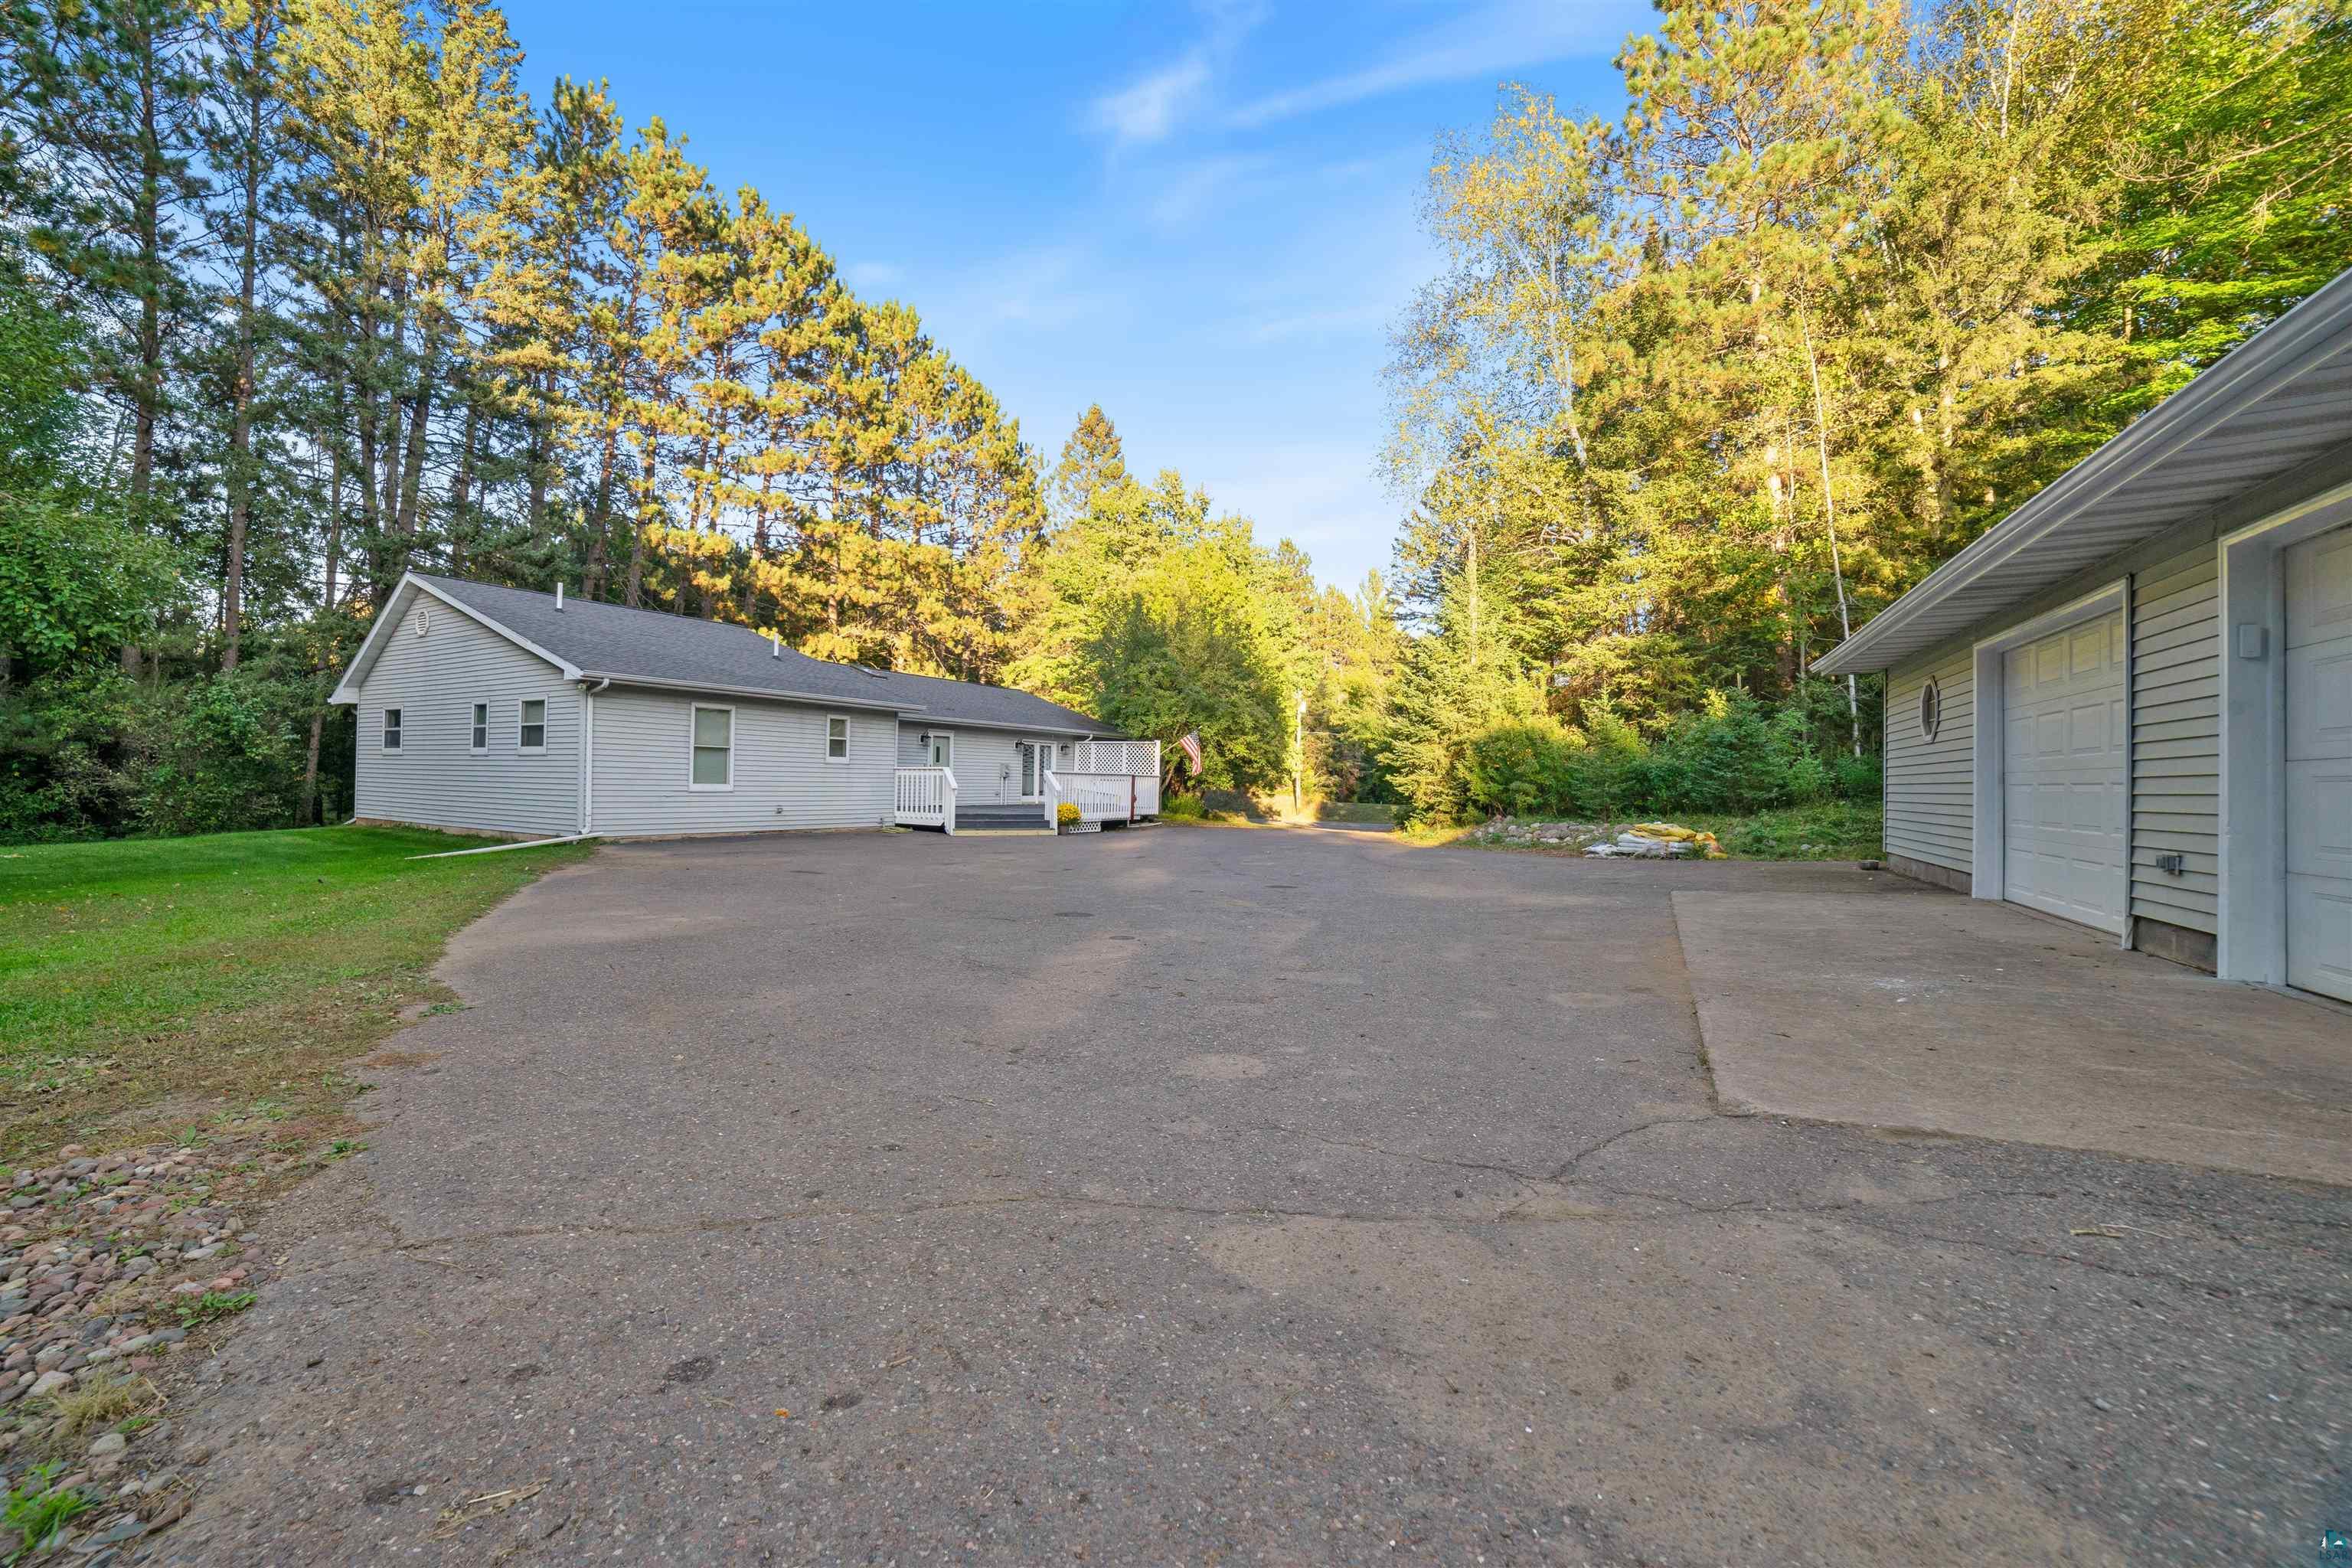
[0,1125,341,1560]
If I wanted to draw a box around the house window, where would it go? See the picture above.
[518,699,547,753]
[382,708,402,751]
[825,714,849,761]
[470,703,488,753]
[1919,678,1941,743]
[691,704,733,789]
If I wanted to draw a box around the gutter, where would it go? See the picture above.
[1814,265,2352,676]
[576,671,921,715]
[914,717,1106,740]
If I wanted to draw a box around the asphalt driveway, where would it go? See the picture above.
[158,825,2349,1566]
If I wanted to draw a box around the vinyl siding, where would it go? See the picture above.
[352,606,579,837]
[588,686,895,836]
[1884,646,1975,874]
[894,724,1073,805]
[2128,544,2221,934]
[1877,542,2223,932]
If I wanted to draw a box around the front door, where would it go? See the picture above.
[928,732,953,769]
[1018,740,1046,801]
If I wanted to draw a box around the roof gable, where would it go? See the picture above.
[328,577,578,703]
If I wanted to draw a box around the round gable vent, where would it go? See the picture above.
[1919,677,1941,742]
[413,606,432,638]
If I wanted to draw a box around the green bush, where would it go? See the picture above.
[1460,719,1579,819]
[1449,687,1883,824]
[0,648,350,844]
[1831,751,1883,802]
[129,669,315,837]
[1161,792,1207,820]
[1642,691,1805,812]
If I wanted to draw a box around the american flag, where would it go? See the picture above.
[1177,730,1203,776]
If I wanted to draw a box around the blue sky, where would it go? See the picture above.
[500,0,1644,590]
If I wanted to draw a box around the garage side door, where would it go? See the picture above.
[2003,612,2127,933]
[2286,524,2352,1002]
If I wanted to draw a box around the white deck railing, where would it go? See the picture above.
[894,766,957,833]
[1044,769,1143,826]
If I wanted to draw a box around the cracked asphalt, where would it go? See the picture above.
[155,825,2349,1566]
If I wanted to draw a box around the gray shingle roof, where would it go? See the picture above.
[410,575,1113,736]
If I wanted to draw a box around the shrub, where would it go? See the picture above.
[1460,719,1580,819]
[128,668,315,837]
[1450,686,1880,824]
[1573,704,1651,816]
[1643,691,1798,812]
[1161,792,1206,820]
[1831,750,1883,802]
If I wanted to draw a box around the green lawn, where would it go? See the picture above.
[0,826,594,1161]
[1677,801,1885,860]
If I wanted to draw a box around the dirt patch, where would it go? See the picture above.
[359,1049,446,1072]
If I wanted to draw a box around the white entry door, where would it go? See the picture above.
[2286,524,2352,1001]
[2001,610,2127,932]
[1018,741,1046,802]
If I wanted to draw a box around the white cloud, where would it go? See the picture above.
[1086,0,1266,148]
[1241,300,1399,344]
[1226,0,1643,129]
[923,244,1124,343]
[1142,154,1268,230]
[1089,51,1214,147]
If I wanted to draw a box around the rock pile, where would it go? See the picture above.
[0,1133,292,1559]
[1465,820,1609,850]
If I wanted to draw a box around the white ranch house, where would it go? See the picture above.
[330,574,1159,840]
[1818,263,2352,1004]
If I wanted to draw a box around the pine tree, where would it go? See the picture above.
[1046,403,1129,528]
[198,0,289,669]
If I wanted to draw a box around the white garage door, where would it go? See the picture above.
[2286,524,2352,1001]
[2002,612,2126,933]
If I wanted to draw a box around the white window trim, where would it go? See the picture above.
[1968,577,2128,931]
[517,697,547,756]
[381,707,403,754]
[2216,479,2352,985]
[689,702,736,792]
[824,712,850,764]
[469,701,489,756]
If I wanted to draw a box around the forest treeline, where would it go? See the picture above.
[0,0,2344,839]
[1380,0,2347,821]
[0,0,1384,836]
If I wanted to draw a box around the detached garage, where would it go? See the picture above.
[1818,264,2352,1003]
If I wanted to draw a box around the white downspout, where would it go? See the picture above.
[580,678,609,835]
